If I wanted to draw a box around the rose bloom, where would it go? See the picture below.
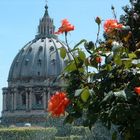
[48,91,70,117]
[55,19,74,34]
[104,19,123,33]
[96,56,102,63]
[134,87,140,95]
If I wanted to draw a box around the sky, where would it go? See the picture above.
[0,0,129,116]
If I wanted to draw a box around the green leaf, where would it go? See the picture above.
[105,64,112,71]
[112,131,117,140]
[124,131,131,140]
[124,60,132,69]
[105,54,113,64]
[78,50,86,61]
[74,39,87,49]
[114,90,127,101]
[60,47,66,59]
[81,87,90,102]
[114,55,122,65]
[78,67,85,73]
[75,89,83,97]
[101,91,115,105]
[128,52,137,59]
[64,61,77,72]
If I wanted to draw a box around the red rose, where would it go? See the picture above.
[134,87,140,95]
[96,56,102,63]
[48,91,70,117]
[55,19,74,34]
[104,19,123,33]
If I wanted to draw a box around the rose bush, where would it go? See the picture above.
[48,1,140,139]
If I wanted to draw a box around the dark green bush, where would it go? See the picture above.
[55,135,82,140]
[45,117,72,136]
[0,127,57,140]
[70,135,82,140]
[70,126,91,139]
[55,137,70,140]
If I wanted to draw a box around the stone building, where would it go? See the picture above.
[1,4,69,126]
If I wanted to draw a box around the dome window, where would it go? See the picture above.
[49,39,52,42]
[50,46,54,52]
[37,72,40,76]
[37,59,42,66]
[39,46,43,52]
[16,60,19,66]
[25,59,29,65]
[51,59,56,64]
[29,47,32,52]
[21,48,25,52]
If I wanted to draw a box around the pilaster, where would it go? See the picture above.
[3,93,6,111]
[43,88,47,109]
[29,88,32,110]
[13,88,17,110]
[26,89,28,111]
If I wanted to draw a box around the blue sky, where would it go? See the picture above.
[0,0,129,115]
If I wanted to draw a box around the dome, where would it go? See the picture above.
[8,37,69,86]
[8,5,69,87]
[1,5,70,125]
[1,3,70,126]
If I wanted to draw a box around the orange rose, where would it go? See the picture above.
[134,87,140,95]
[96,56,102,63]
[55,19,74,34]
[104,19,123,33]
[48,91,70,117]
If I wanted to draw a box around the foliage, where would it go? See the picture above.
[0,127,57,140]
[55,136,82,140]
[54,0,140,139]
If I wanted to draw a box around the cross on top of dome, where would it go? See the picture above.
[44,0,49,17]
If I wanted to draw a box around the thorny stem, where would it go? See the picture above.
[64,32,86,82]
[111,5,117,19]
[64,32,77,66]
[130,1,136,47]
[95,24,100,47]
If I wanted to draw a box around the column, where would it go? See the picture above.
[26,90,28,111]
[29,88,32,110]
[13,88,17,111]
[43,88,47,110]
[3,93,6,111]
[47,87,51,108]
[11,91,14,111]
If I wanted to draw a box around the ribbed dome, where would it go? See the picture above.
[1,3,70,126]
[7,4,70,86]
[8,37,69,85]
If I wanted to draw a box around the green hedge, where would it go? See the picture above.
[71,126,91,139]
[55,137,69,140]
[55,135,82,140]
[0,127,57,140]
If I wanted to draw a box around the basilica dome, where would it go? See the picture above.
[8,5,69,87]
[1,4,70,126]
[8,37,68,86]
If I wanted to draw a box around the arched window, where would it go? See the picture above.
[49,46,54,52]
[37,59,42,66]
[35,94,43,105]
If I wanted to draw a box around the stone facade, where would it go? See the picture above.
[1,4,69,126]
